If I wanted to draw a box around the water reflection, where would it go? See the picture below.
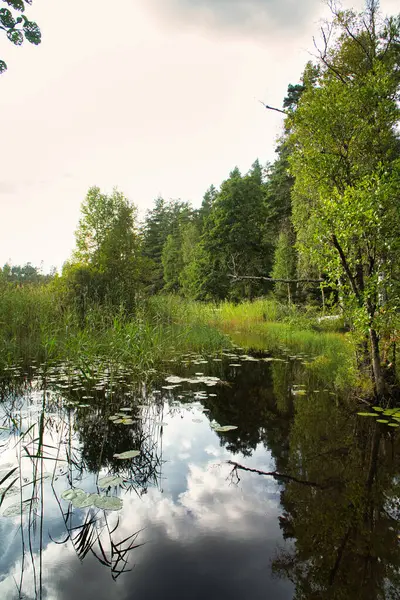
[0,348,399,599]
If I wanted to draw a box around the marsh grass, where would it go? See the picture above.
[0,284,228,372]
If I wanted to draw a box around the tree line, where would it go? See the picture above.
[1,0,399,397]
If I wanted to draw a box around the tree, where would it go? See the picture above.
[272,223,297,304]
[71,186,142,310]
[199,163,271,300]
[0,0,41,74]
[288,1,400,396]
[141,198,192,294]
[161,233,183,293]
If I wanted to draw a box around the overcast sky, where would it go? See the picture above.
[0,0,398,271]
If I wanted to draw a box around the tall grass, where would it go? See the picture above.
[0,284,228,372]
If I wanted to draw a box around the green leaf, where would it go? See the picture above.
[372,407,384,412]
[377,419,389,424]
[7,29,23,45]
[4,1,25,11]
[71,493,94,509]
[61,488,86,502]
[23,20,41,45]
[387,423,399,427]
[357,412,378,417]
[212,425,238,432]
[0,8,16,28]
[93,495,123,511]
[98,475,123,488]
[113,450,140,459]
[2,500,32,517]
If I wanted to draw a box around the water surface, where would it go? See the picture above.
[0,346,399,600]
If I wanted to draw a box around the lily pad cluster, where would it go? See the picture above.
[61,488,123,510]
[165,375,221,386]
[357,406,400,427]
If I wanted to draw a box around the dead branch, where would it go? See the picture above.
[228,274,324,284]
[258,100,288,115]
[227,460,324,488]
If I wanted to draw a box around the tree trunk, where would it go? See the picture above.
[369,327,385,398]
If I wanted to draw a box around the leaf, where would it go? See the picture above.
[7,29,24,45]
[377,419,389,424]
[93,495,123,511]
[372,406,384,412]
[4,1,26,11]
[113,450,140,460]
[2,501,32,517]
[0,8,16,28]
[212,425,238,432]
[23,20,41,45]
[357,412,379,416]
[387,423,399,427]
[61,488,86,502]
[71,493,94,509]
[98,475,123,488]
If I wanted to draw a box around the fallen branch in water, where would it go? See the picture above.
[227,460,323,488]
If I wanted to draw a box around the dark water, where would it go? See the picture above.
[0,346,400,600]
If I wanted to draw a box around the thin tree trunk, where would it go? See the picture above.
[369,327,385,398]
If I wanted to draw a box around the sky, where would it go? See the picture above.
[0,0,398,271]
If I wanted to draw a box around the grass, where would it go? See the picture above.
[0,283,229,373]
[0,283,361,390]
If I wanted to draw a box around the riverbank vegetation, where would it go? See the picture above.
[1,1,399,398]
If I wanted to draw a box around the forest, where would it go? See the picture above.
[1,0,400,399]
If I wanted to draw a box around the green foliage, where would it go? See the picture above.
[0,262,55,284]
[70,186,142,312]
[199,161,271,300]
[0,0,41,74]
[271,222,297,303]
[141,197,192,293]
[287,2,400,394]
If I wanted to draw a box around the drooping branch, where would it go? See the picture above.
[228,274,324,284]
[227,460,324,488]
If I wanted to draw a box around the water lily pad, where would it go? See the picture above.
[2,501,31,517]
[113,450,140,459]
[98,475,123,488]
[61,489,81,501]
[212,425,238,432]
[0,485,20,498]
[387,423,399,427]
[377,419,389,424]
[357,412,379,417]
[372,407,384,412]
[93,495,123,511]
[71,493,94,509]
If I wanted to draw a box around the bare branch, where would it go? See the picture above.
[258,100,288,116]
[227,460,325,488]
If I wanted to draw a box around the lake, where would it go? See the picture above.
[0,343,399,600]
